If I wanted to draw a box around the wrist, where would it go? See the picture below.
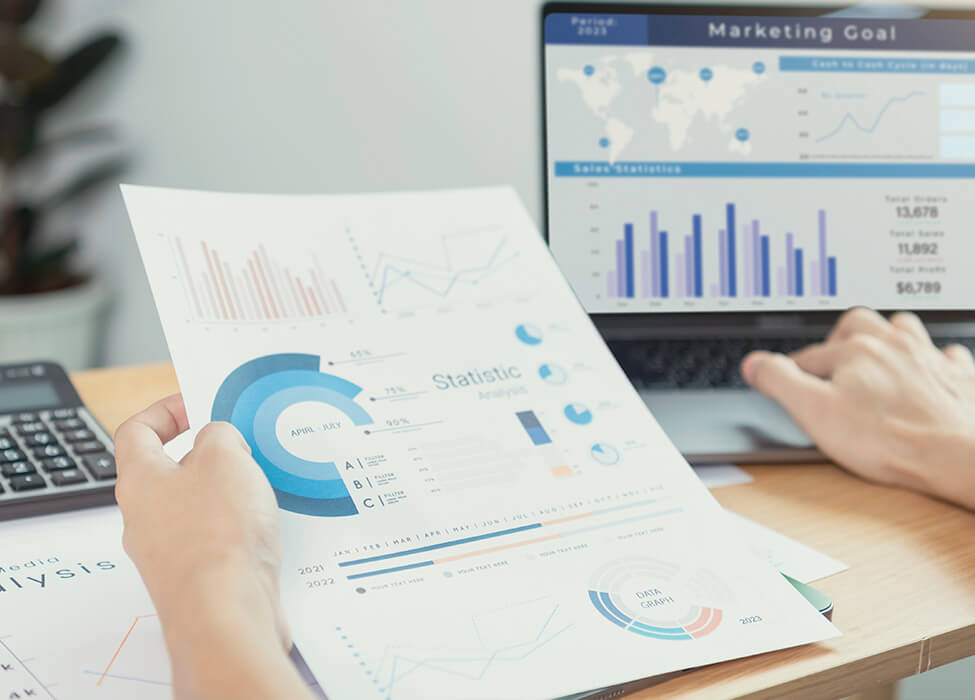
[899,425,975,508]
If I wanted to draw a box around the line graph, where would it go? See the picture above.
[95,614,159,687]
[815,91,926,143]
[350,224,521,310]
[347,597,572,698]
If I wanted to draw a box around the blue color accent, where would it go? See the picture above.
[816,91,925,143]
[692,214,703,298]
[544,13,650,45]
[583,64,595,76]
[516,410,553,446]
[515,324,543,345]
[627,626,693,641]
[699,67,713,81]
[735,128,750,142]
[781,56,975,74]
[599,592,634,626]
[726,204,737,297]
[648,66,666,84]
[339,523,544,567]
[212,354,369,517]
[554,162,975,178]
[761,235,771,297]
[828,257,838,296]
[599,137,610,148]
[659,232,669,298]
[346,561,435,580]
[589,590,627,628]
[629,620,689,636]
[624,223,635,297]
[564,403,593,425]
[753,61,766,74]
[795,249,805,296]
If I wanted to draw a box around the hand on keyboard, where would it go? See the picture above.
[742,308,975,510]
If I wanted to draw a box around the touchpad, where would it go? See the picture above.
[642,390,815,459]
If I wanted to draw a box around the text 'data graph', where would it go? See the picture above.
[607,205,838,301]
[171,236,348,323]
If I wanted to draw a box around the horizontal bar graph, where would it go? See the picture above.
[607,205,838,301]
[172,235,347,323]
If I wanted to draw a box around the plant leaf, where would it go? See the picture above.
[28,32,122,110]
[0,0,42,26]
[43,157,127,210]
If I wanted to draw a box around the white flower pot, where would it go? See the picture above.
[0,278,110,371]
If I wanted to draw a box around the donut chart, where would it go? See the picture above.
[211,353,373,517]
[588,559,723,641]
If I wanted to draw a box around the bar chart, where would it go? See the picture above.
[171,235,348,323]
[606,204,838,301]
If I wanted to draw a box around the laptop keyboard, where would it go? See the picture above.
[608,336,975,391]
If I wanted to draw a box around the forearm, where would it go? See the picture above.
[156,566,313,700]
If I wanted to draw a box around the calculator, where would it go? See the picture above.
[0,361,116,522]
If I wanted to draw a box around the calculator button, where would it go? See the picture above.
[83,454,116,480]
[24,432,55,446]
[63,429,95,443]
[9,473,45,491]
[15,421,46,435]
[53,418,85,431]
[10,412,39,424]
[0,436,15,450]
[0,461,34,477]
[51,469,88,486]
[72,441,106,455]
[41,457,76,472]
[0,448,26,462]
[50,408,77,420]
[32,445,65,459]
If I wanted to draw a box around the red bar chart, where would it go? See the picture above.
[172,235,347,323]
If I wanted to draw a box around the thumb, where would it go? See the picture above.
[741,351,835,435]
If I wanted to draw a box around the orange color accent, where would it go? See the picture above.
[685,607,712,633]
[690,609,723,638]
[540,511,594,526]
[551,465,573,478]
[435,534,560,564]
[96,614,159,686]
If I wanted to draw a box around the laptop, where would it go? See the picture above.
[541,2,975,463]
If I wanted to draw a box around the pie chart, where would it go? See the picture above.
[590,442,620,465]
[538,363,568,385]
[564,403,593,425]
[211,353,373,517]
[515,323,543,345]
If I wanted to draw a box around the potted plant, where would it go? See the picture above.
[0,0,124,369]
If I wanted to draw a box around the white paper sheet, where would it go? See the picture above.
[122,185,837,700]
[726,511,848,583]
[693,464,755,489]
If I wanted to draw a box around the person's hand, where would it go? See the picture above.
[114,394,312,700]
[741,308,975,509]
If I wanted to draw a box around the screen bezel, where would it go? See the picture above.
[540,2,975,336]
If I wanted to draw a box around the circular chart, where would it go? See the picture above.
[588,558,723,641]
[211,353,373,517]
[538,363,568,385]
[590,442,620,466]
[564,403,593,425]
[515,323,543,345]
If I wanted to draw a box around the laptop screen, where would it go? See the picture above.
[543,5,975,315]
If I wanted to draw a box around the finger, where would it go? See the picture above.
[827,307,891,343]
[114,394,189,470]
[790,343,843,378]
[192,421,250,454]
[889,311,933,345]
[741,351,836,435]
[944,343,975,366]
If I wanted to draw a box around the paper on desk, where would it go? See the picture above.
[726,510,848,583]
[693,464,754,489]
[124,184,837,700]
[0,506,326,700]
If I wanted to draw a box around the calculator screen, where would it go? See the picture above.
[0,380,62,411]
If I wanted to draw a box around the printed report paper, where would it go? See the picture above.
[122,185,837,700]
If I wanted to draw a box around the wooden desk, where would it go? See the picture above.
[72,362,975,700]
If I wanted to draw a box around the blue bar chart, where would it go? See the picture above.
[607,204,838,301]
